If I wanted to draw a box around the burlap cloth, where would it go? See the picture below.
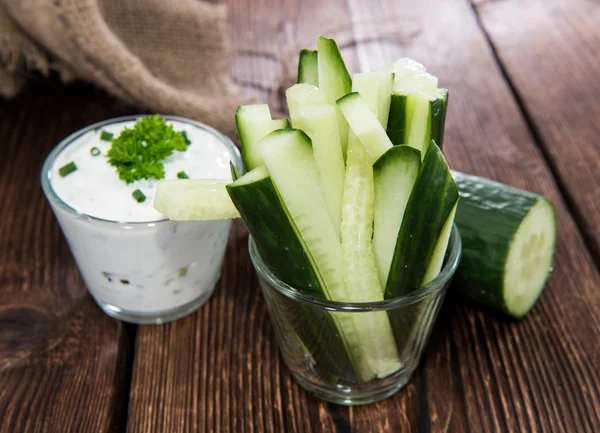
[0,0,249,137]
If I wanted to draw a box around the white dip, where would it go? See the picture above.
[44,117,238,321]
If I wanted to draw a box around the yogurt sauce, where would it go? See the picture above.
[43,117,239,323]
[51,119,232,221]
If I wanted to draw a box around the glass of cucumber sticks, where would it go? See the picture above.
[249,225,461,405]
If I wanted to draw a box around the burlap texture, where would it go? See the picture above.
[0,0,248,137]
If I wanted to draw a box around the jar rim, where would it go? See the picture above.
[248,224,462,312]
[40,114,242,227]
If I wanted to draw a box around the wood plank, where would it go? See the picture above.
[0,81,137,432]
[127,0,600,432]
[471,0,600,262]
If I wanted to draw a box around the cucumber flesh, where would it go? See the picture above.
[337,92,393,160]
[452,171,557,318]
[272,118,291,130]
[373,145,421,288]
[317,37,352,156]
[297,104,345,234]
[235,104,280,170]
[297,49,319,86]
[154,179,239,220]
[385,142,459,298]
[285,83,326,131]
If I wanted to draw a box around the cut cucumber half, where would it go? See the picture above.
[154,179,239,220]
[286,83,326,131]
[337,92,394,160]
[452,171,557,318]
[235,104,282,170]
[373,145,421,288]
[385,142,459,298]
[297,49,319,86]
[297,104,345,234]
[317,36,352,156]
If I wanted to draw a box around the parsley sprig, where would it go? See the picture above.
[106,115,190,184]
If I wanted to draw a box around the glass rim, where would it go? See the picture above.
[249,224,462,312]
[40,114,242,226]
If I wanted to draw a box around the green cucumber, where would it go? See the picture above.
[227,166,355,380]
[317,36,352,156]
[230,161,241,181]
[351,71,395,127]
[286,83,326,131]
[154,179,239,220]
[235,104,286,170]
[385,142,459,298]
[297,104,345,233]
[386,88,449,155]
[373,145,421,288]
[337,92,394,160]
[452,171,557,318]
[297,49,319,86]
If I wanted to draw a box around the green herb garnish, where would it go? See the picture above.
[59,161,78,177]
[100,130,114,141]
[132,189,146,203]
[106,115,190,184]
[177,171,189,179]
[90,147,101,156]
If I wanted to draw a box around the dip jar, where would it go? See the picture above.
[41,115,241,324]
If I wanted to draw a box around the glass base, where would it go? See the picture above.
[92,287,215,324]
[290,371,414,406]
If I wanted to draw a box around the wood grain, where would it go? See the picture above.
[125,0,600,432]
[471,0,600,263]
[0,81,137,433]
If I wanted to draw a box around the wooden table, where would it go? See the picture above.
[1,0,599,431]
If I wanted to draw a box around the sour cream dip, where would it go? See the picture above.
[41,115,241,324]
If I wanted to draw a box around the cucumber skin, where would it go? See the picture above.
[228,176,355,380]
[386,94,407,146]
[297,49,319,86]
[430,89,448,150]
[451,171,556,318]
[385,143,459,298]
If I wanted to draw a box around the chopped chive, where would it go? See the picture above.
[182,131,191,146]
[177,171,189,179]
[59,161,78,177]
[90,147,101,156]
[132,189,146,203]
[100,130,114,141]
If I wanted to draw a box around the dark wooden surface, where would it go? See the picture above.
[1,0,599,432]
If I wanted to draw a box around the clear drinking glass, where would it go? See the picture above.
[249,226,461,405]
[41,115,242,324]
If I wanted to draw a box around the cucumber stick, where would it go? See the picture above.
[258,129,377,378]
[154,179,239,220]
[452,171,556,318]
[235,104,289,170]
[226,166,355,379]
[385,143,459,298]
[317,37,352,156]
[339,72,402,379]
[337,92,394,160]
[286,83,326,131]
[387,88,448,154]
[373,146,421,287]
[297,49,318,86]
[297,104,345,234]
